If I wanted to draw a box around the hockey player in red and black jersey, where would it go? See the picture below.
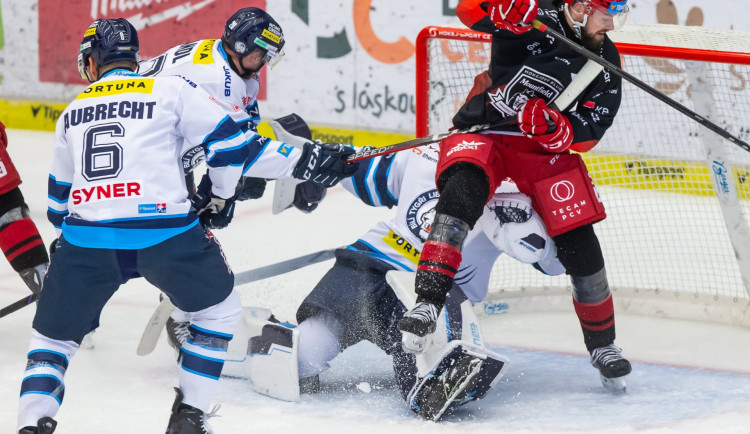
[399,0,633,392]
[0,120,48,294]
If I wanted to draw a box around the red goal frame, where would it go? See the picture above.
[415,25,750,137]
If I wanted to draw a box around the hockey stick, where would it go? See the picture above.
[531,19,750,153]
[345,60,604,163]
[136,247,338,356]
[0,292,38,319]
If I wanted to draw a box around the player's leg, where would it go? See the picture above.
[18,238,122,432]
[399,133,504,352]
[296,248,399,382]
[388,277,509,421]
[555,225,631,391]
[297,313,342,381]
[139,226,240,432]
[506,148,631,391]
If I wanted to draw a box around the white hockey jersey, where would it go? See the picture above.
[340,145,563,303]
[139,39,299,178]
[47,70,261,249]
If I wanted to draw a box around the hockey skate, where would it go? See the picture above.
[166,317,191,351]
[398,301,439,353]
[590,343,632,393]
[18,416,56,434]
[408,342,508,421]
[165,388,214,434]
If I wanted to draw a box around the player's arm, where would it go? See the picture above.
[457,0,538,34]
[0,122,49,293]
[517,47,623,153]
[175,80,249,200]
[566,47,624,152]
[340,148,406,208]
[47,116,74,235]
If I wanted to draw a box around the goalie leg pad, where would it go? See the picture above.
[234,307,302,402]
[407,341,509,421]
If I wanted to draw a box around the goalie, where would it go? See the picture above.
[168,139,566,421]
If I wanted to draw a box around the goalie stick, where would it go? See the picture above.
[136,247,337,356]
[530,19,750,154]
[345,59,604,162]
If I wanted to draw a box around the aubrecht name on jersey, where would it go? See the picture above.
[64,101,156,131]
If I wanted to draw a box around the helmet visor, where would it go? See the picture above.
[262,47,285,69]
[589,1,629,31]
[77,52,88,81]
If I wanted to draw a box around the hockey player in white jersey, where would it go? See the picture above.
[140,7,336,345]
[16,18,357,434]
[162,137,565,421]
[139,7,323,215]
[287,145,565,420]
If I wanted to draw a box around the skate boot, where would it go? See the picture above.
[18,417,57,434]
[398,301,439,353]
[165,388,214,434]
[166,317,191,351]
[590,343,632,392]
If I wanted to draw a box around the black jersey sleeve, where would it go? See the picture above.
[564,40,623,152]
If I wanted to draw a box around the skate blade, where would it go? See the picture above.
[600,374,627,393]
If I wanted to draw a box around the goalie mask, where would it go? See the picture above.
[78,18,140,82]
[222,7,285,74]
[563,0,629,34]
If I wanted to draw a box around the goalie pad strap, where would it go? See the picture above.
[0,218,47,271]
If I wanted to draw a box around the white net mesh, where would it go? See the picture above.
[419,25,750,320]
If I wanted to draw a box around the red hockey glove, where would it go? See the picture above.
[517,98,573,153]
[487,0,538,34]
[0,120,7,149]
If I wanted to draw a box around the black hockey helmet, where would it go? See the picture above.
[78,18,140,82]
[222,8,285,69]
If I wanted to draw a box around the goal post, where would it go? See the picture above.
[415,24,750,326]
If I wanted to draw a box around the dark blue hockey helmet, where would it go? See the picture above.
[78,18,140,82]
[222,8,285,69]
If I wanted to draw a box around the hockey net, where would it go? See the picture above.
[416,24,750,326]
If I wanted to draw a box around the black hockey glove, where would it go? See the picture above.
[293,180,327,213]
[292,142,359,188]
[191,174,237,230]
[235,176,267,201]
